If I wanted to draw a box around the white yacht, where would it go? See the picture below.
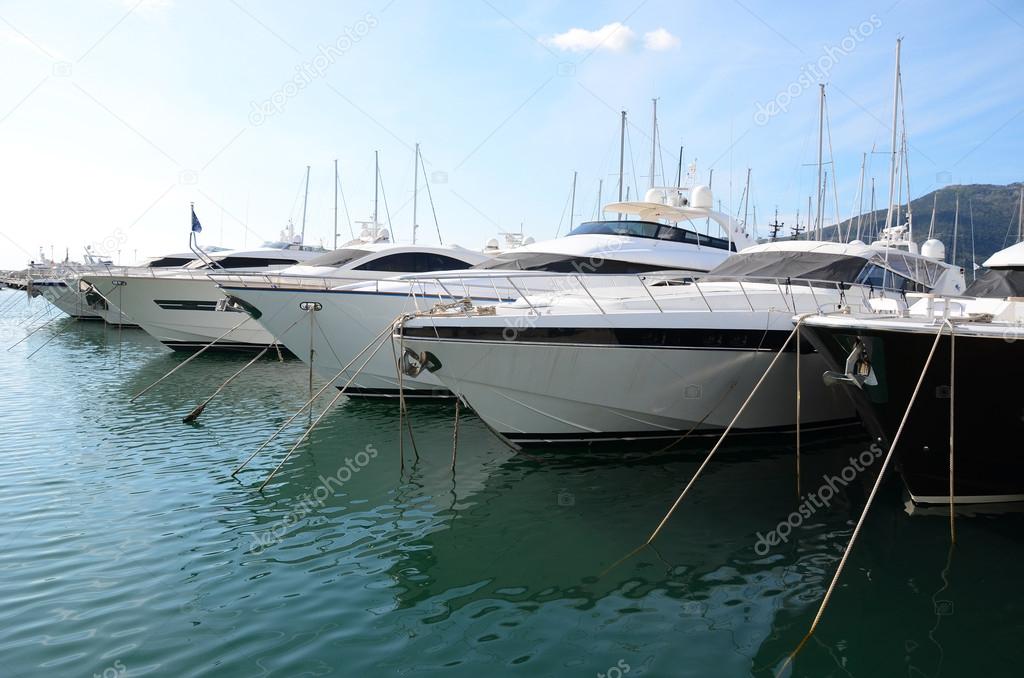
[394,229,965,447]
[79,241,326,350]
[30,248,114,320]
[221,185,757,397]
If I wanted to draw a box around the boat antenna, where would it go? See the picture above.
[951,193,960,265]
[969,197,977,282]
[300,165,310,245]
[676,145,684,186]
[768,207,784,242]
[927,192,937,240]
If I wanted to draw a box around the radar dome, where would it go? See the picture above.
[690,185,713,209]
[485,238,500,250]
[921,239,946,261]
[523,236,535,245]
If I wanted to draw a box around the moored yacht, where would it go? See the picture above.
[800,241,1024,504]
[79,241,325,350]
[30,248,114,320]
[395,229,965,447]
[221,185,757,397]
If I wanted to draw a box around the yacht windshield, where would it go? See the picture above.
[568,220,735,251]
[300,248,373,267]
[474,251,666,273]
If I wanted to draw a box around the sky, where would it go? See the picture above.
[1,0,1022,268]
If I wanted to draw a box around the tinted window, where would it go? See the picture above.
[206,257,300,269]
[355,252,474,273]
[147,257,193,268]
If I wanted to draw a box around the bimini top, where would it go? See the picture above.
[966,241,1024,297]
[707,240,958,293]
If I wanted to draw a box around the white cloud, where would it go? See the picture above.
[545,22,636,53]
[643,28,680,51]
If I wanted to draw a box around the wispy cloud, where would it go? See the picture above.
[544,23,681,53]
[544,22,635,52]
[643,28,680,51]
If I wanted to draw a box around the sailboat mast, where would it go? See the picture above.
[807,195,812,241]
[884,38,902,232]
[569,171,577,232]
[815,84,825,240]
[1018,185,1023,243]
[855,152,866,241]
[618,110,626,202]
[333,159,339,250]
[742,168,751,232]
[412,143,420,244]
[649,98,658,190]
[300,165,310,245]
[869,178,876,241]
[373,151,380,229]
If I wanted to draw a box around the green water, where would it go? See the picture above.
[1,288,1023,677]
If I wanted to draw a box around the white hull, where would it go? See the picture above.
[400,308,857,444]
[35,281,103,319]
[80,274,273,349]
[223,285,451,394]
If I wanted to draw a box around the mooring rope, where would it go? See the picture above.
[256,325,396,492]
[778,319,951,675]
[231,317,402,478]
[129,315,252,402]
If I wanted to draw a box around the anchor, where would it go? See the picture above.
[822,337,877,388]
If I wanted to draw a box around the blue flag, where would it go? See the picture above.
[191,206,203,233]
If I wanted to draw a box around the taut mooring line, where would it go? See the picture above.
[129,315,252,402]
[230,317,401,478]
[182,311,311,423]
[256,325,395,492]
[601,315,815,580]
[647,317,811,545]
[778,320,950,675]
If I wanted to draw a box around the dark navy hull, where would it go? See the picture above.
[803,323,1024,504]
